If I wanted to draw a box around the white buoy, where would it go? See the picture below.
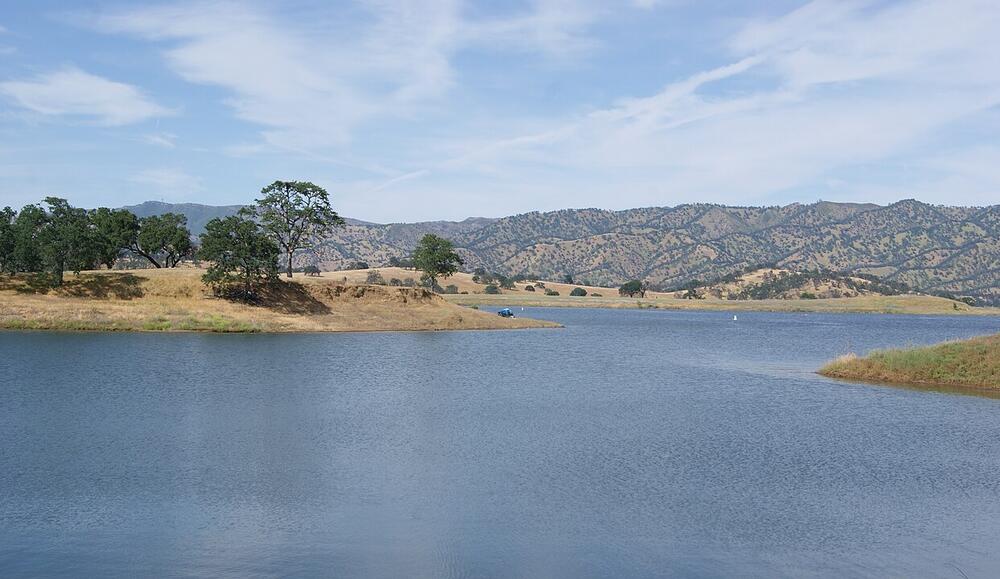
[733,315,738,321]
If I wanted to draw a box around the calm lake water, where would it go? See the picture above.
[2,309,1000,578]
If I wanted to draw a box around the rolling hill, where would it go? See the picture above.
[129,200,1000,305]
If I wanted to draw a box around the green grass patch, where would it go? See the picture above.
[820,334,1000,390]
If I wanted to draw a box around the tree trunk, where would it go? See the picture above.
[286,249,294,277]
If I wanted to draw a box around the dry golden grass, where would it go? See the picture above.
[820,334,1000,390]
[443,291,997,315]
[323,267,999,316]
[0,269,559,333]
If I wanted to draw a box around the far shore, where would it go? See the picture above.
[324,267,998,317]
[0,268,559,334]
[443,292,999,315]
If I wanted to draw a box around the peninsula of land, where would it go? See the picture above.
[819,334,1000,391]
[0,269,559,333]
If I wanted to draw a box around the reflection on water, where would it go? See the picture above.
[2,309,999,578]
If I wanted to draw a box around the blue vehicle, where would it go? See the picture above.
[497,308,515,318]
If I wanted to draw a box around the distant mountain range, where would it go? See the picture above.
[129,200,1000,305]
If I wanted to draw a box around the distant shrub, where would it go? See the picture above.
[523,284,535,292]
[545,288,560,296]
[800,292,817,299]
[570,287,587,297]
[303,265,321,277]
[534,282,545,288]
[402,278,416,287]
[484,284,501,294]
[619,280,645,297]
[460,291,469,294]
[366,269,386,285]
[443,284,459,294]
[591,292,602,297]
[388,278,402,286]
[349,261,369,270]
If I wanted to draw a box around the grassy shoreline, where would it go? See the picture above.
[819,334,1000,391]
[0,269,559,334]
[442,292,999,316]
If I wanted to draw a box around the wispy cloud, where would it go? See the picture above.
[92,0,602,152]
[384,0,1000,210]
[0,67,170,125]
[141,132,177,148]
[130,168,201,196]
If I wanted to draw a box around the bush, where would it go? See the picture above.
[443,284,459,294]
[545,288,560,296]
[619,280,645,297]
[402,278,416,287]
[484,284,501,294]
[388,278,402,286]
[349,261,369,270]
[570,287,587,297]
[303,265,321,277]
[366,269,386,285]
[523,284,535,292]
[591,292,602,297]
[800,292,817,299]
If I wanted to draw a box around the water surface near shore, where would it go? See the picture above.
[2,309,999,577]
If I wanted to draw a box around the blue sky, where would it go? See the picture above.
[0,0,998,222]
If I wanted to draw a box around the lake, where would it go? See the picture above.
[2,309,1000,578]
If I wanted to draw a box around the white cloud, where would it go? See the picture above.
[388,0,1000,210]
[141,132,177,148]
[0,67,170,125]
[93,0,601,153]
[130,168,201,196]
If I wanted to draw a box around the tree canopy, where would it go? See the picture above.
[0,207,15,275]
[90,207,139,270]
[244,180,344,277]
[37,197,97,285]
[198,215,279,299]
[132,213,192,268]
[619,279,646,298]
[412,234,463,288]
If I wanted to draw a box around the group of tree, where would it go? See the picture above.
[0,198,192,286]
[618,279,648,298]
[471,268,517,289]
[199,181,343,298]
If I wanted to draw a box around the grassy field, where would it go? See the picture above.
[819,334,1000,391]
[0,269,559,333]
[329,267,998,316]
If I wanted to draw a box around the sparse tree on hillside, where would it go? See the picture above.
[198,215,278,299]
[37,197,97,285]
[90,207,139,270]
[245,180,344,278]
[132,213,192,268]
[570,287,587,296]
[412,234,463,289]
